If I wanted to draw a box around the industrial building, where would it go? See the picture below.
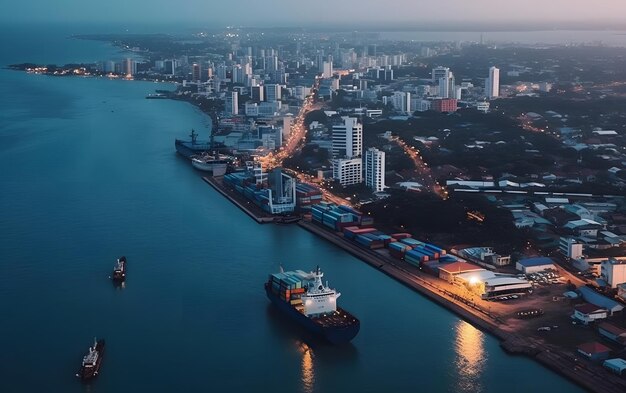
[516,257,556,274]
[455,270,532,298]
[578,286,624,316]
[601,258,626,288]
[598,322,626,345]
[572,303,608,325]
[577,342,612,362]
[438,262,484,283]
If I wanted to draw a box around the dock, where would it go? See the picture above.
[202,177,275,224]
[297,219,626,393]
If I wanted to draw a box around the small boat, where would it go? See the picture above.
[77,338,105,380]
[191,153,229,176]
[112,256,126,282]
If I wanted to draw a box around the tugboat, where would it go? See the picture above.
[265,266,360,344]
[112,256,126,282]
[76,338,105,380]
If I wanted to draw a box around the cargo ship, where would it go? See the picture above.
[111,256,126,281]
[265,266,360,344]
[76,338,105,380]
[175,128,226,159]
[191,152,229,176]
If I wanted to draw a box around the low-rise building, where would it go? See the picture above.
[572,303,608,325]
[601,258,626,288]
[438,262,484,282]
[578,286,624,316]
[598,322,626,346]
[516,257,556,274]
[577,342,612,362]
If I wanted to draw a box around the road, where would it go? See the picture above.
[391,136,448,199]
[259,78,321,170]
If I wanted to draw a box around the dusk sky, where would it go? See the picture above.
[2,0,626,27]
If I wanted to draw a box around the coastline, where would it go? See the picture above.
[296,220,626,393]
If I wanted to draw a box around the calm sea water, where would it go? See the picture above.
[0,25,585,393]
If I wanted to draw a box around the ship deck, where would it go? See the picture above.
[311,308,359,328]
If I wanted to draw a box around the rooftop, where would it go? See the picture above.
[575,303,606,315]
[517,257,555,267]
[439,262,484,274]
[598,322,626,337]
[577,341,611,355]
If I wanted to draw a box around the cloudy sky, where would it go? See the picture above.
[2,0,625,27]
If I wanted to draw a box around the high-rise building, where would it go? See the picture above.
[486,66,500,99]
[438,71,455,99]
[123,58,137,76]
[332,117,363,186]
[331,117,362,159]
[391,92,411,114]
[265,84,281,102]
[282,116,293,141]
[228,91,239,115]
[332,158,362,186]
[164,59,177,75]
[322,61,333,78]
[251,85,264,102]
[365,148,386,192]
[432,66,450,84]
[432,99,458,113]
[192,63,202,82]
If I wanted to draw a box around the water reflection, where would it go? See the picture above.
[454,320,486,392]
[297,341,315,393]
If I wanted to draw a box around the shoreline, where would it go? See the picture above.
[200,174,626,393]
[296,220,626,393]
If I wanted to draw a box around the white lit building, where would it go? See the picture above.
[601,259,626,288]
[391,92,411,114]
[560,237,584,260]
[365,147,386,192]
[227,91,239,115]
[486,66,500,99]
[322,61,333,78]
[331,117,362,159]
[332,158,363,186]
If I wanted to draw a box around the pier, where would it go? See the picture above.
[297,219,626,393]
[202,177,275,224]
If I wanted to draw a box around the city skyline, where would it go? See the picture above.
[3,0,626,26]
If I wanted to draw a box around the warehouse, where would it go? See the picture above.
[577,342,612,362]
[482,276,533,299]
[516,257,556,274]
[438,262,485,283]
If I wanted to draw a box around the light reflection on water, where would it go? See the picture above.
[298,342,315,393]
[454,320,486,392]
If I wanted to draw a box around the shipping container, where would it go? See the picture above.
[389,242,410,253]
[391,233,412,239]
[400,238,423,247]
[424,243,446,255]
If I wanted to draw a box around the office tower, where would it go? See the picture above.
[228,91,239,115]
[432,66,450,83]
[192,63,201,82]
[331,116,362,159]
[438,71,455,99]
[391,92,411,114]
[365,148,386,192]
[251,85,264,102]
[265,84,281,102]
[322,61,333,78]
[486,66,500,99]
[123,58,136,76]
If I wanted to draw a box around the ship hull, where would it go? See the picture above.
[175,140,212,158]
[78,340,105,381]
[112,257,126,282]
[191,159,228,176]
[265,285,360,344]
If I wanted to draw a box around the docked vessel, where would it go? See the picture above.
[76,338,105,380]
[265,266,360,344]
[111,256,126,282]
[175,129,225,158]
[191,152,229,176]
